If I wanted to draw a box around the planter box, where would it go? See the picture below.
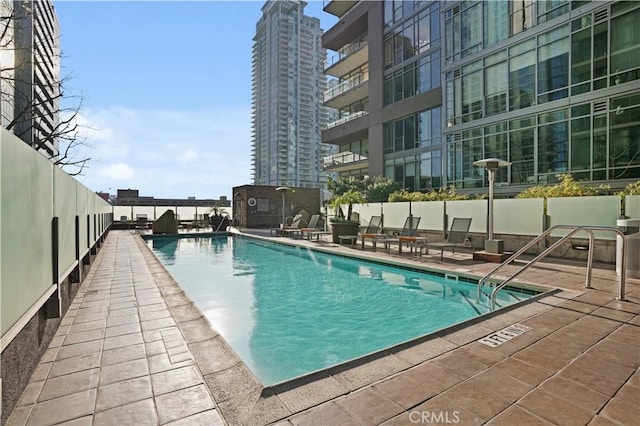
[330,222,360,244]
[211,217,230,231]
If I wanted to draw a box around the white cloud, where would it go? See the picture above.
[96,162,136,180]
[177,148,198,164]
[74,106,253,199]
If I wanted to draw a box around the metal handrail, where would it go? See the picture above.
[231,214,242,232]
[477,225,627,310]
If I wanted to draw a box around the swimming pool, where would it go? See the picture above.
[147,235,539,385]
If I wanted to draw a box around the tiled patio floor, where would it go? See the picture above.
[5,230,640,426]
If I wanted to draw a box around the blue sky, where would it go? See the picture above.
[55,0,336,199]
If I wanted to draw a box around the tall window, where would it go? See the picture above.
[509,118,535,184]
[537,26,569,103]
[510,0,535,35]
[509,41,536,110]
[610,8,640,86]
[483,0,509,47]
[538,109,569,178]
[538,0,570,23]
[485,56,508,115]
[571,16,592,95]
[461,62,483,122]
[609,93,640,179]
[570,104,591,172]
[384,107,441,154]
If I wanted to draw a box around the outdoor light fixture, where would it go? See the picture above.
[275,186,291,229]
[473,158,511,254]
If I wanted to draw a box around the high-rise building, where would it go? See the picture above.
[251,0,333,188]
[322,0,640,195]
[0,0,61,158]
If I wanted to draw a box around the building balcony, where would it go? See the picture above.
[323,1,368,51]
[324,40,368,78]
[326,110,368,130]
[323,0,358,17]
[323,74,369,109]
[323,151,368,172]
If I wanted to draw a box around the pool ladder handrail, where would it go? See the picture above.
[230,214,242,232]
[215,212,231,233]
[477,225,628,310]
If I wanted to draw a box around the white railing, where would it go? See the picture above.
[323,151,368,168]
[324,73,368,102]
[324,39,368,70]
[326,110,368,129]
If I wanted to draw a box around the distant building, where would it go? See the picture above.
[1,0,61,158]
[321,0,640,195]
[251,0,334,189]
[114,189,230,207]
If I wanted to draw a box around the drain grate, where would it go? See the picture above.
[478,323,531,347]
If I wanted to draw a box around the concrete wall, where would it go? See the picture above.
[0,129,112,424]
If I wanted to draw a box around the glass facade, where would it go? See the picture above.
[446,93,640,188]
[381,1,443,190]
[444,1,640,190]
[323,0,639,194]
[383,107,442,190]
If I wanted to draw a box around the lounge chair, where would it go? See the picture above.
[359,215,384,249]
[300,214,321,239]
[270,214,303,236]
[281,216,305,238]
[337,215,383,247]
[378,216,422,254]
[423,217,472,260]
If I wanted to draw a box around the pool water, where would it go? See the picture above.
[147,236,536,385]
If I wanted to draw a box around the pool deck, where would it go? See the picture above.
[5,229,639,426]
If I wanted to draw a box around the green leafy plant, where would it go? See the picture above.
[329,190,366,223]
[327,176,397,224]
[617,181,640,196]
[516,174,609,199]
[388,186,469,202]
[208,202,227,217]
[617,180,640,216]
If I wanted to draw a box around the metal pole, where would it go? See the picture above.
[282,192,286,227]
[488,168,495,241]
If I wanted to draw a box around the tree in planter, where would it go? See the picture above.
[208,203,229,230]
[330,189,367,224]
[328,189,366,243]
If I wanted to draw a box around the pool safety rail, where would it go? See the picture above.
[478,225,628,310]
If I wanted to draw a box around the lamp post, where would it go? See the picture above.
[275,186,291,229]
[473,158,511,253]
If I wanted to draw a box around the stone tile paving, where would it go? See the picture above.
[5,233,223,426]
[6,230,640,425]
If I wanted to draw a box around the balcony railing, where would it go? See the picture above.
[323,151,368,168]
[326,110,368,129]
[324,73,368,102]
[324,39,368,70]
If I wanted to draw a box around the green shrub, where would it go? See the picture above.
[388,186,469,202]
[618,181,640,196]
[516,174,609,199]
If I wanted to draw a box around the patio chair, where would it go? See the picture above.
[337,215,384,247]
[359,215,384,249]
[281,216,305,238]
[423,217,472,260]
[378,216,422,254]
[270,214,303,236]
[300,214,321,239]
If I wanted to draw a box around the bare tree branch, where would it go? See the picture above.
[1,1,93,175]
